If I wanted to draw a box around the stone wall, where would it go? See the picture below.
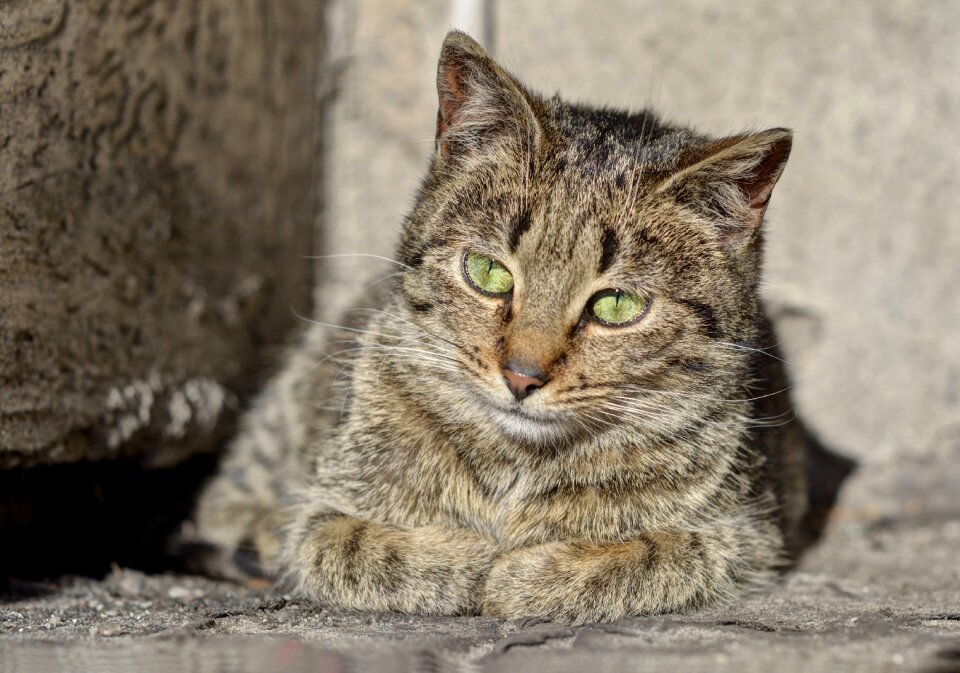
[0,1,324,467]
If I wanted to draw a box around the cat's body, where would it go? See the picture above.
[193,32,810,624]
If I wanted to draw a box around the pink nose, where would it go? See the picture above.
[502,363,547,402]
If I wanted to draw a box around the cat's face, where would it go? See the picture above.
[387,32,790,449]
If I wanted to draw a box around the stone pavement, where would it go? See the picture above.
[2,494,957,673]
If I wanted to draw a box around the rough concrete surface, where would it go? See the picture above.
[0,0,322,466]
[1,491,957,672]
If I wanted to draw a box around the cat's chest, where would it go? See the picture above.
[443,456,645,546]
[327,438,541,536]
[465,468,535,537]
[324,426,666,543]
[450,455,701,545]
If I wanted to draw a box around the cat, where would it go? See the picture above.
[191,30,811,624]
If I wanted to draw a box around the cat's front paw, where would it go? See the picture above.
[481,544,571,622]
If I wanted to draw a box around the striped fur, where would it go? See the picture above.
[192,31,810,624]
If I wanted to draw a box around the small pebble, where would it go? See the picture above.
[97,623,127,637]
[167,586,192,600]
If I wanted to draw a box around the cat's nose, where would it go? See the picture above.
[502,361,548,402]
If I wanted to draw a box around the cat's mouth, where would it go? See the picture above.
[486,402,569,442]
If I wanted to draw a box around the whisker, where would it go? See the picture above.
[346,307,464,353]
[621,384,793,405]
[603,397,775,436]
[366,345,463,368]
[305,316,465,384]
[318,344,465,379]
[374,351,457,385]
[292,309,456,354]
[360,270,406,292]
[591,405,684,442]
[600,400,679,423]
[300,253,413,270]
[716,341,790,365]
[574,409,614,431]
[746,409,798,429]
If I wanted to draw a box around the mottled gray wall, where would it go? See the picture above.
[325,1,960,515]
[321,0,453,314]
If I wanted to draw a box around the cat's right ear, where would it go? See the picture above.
[655,129,793,252]
[435,31,541,165]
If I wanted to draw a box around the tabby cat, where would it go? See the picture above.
[193,31,810,624]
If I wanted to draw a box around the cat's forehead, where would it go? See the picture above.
[547,100,700,178]
[441,103,719,284]
[505,180,651,289]
[499,116,717,288]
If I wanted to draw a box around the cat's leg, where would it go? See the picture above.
[284,505,499,615]
[481,519,781,624]
[192,444,291,579]
[191,373,314,578]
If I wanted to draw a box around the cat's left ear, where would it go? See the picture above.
[435,31,542,165]
[658,128,792,249]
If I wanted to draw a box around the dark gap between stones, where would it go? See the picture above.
[0,453,220,584]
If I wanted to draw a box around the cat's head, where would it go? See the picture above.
[388,32,791,449]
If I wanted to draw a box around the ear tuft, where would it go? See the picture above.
[435,31,539,164]
[662,128,793,248]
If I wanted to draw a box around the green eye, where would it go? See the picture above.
[588,289,649,326]
[464,252,514,296]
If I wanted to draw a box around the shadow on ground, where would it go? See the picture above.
[0,454,219,579]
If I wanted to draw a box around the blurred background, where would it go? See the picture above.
[1,0,958,571]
